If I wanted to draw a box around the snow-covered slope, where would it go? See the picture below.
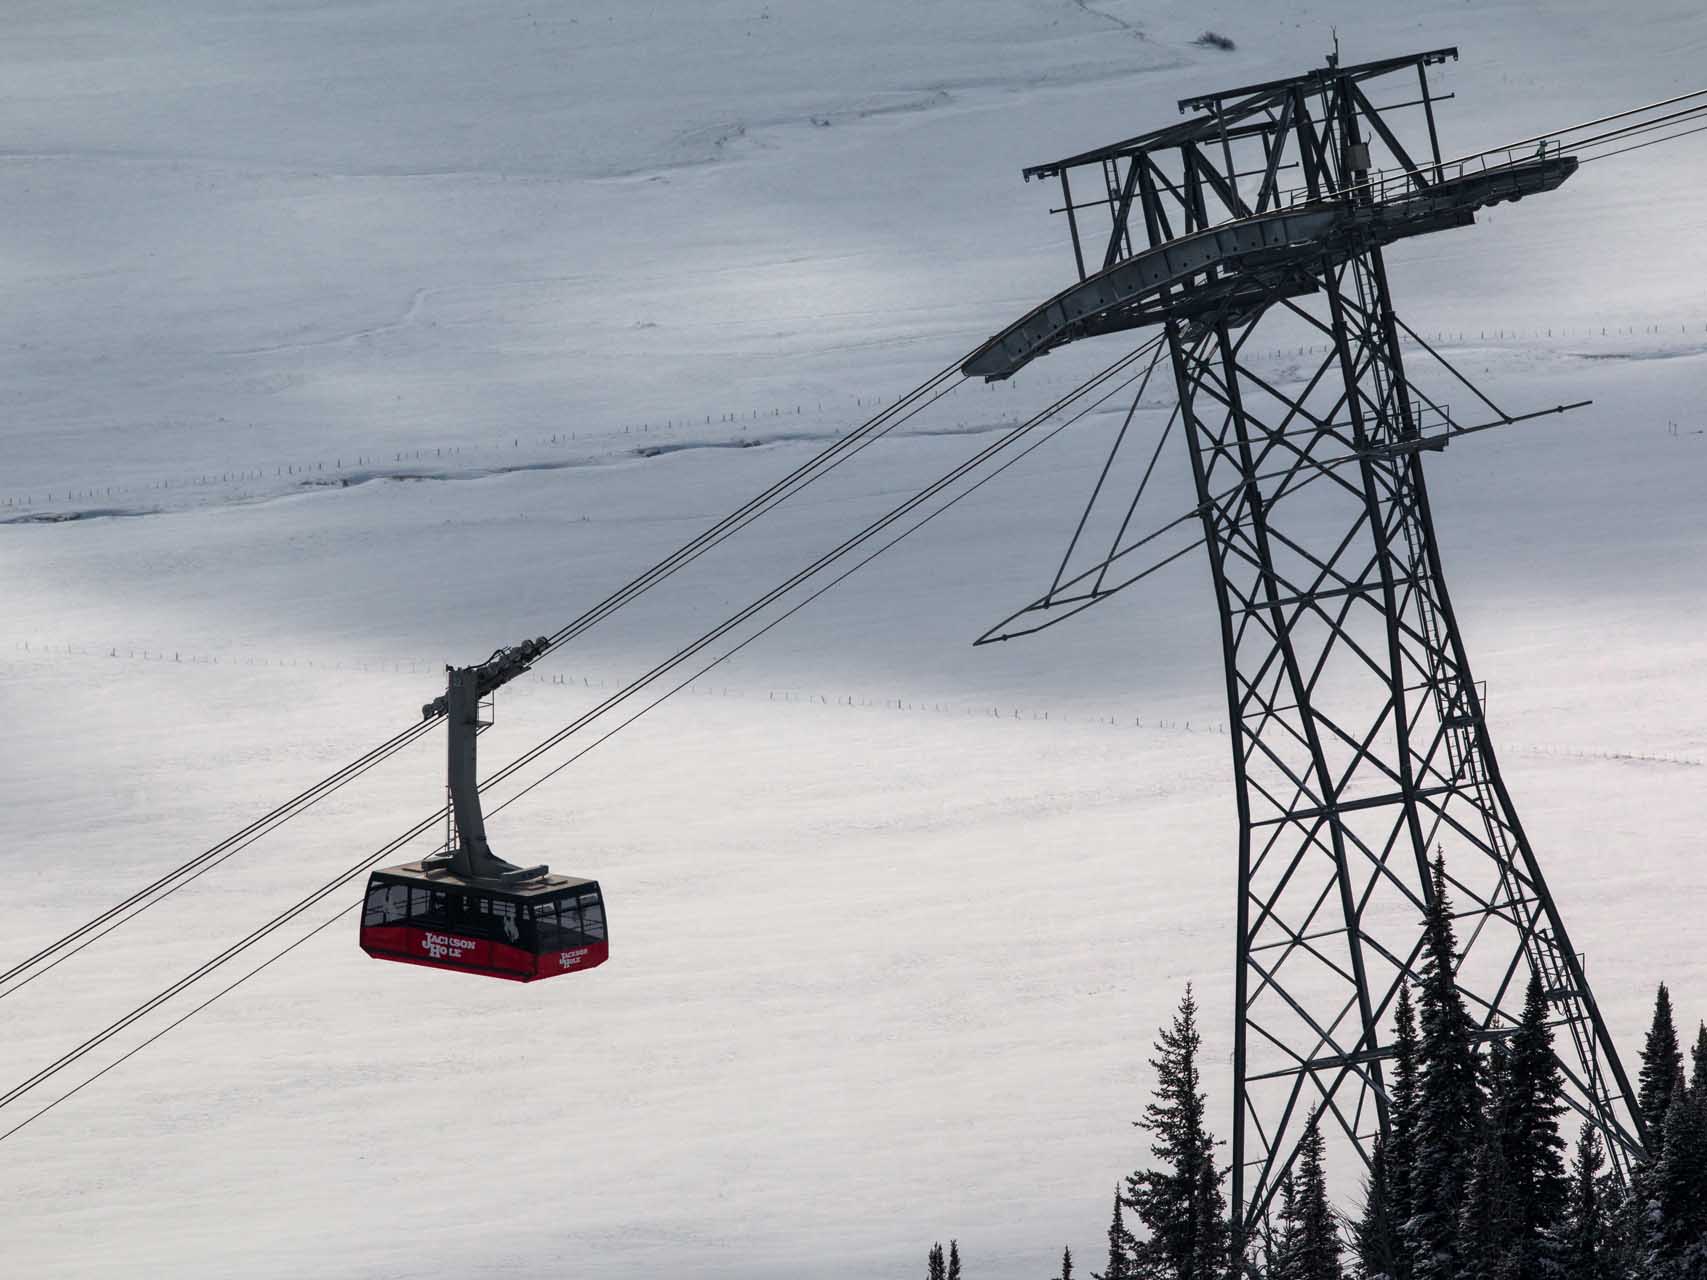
[2,2,1705,1277]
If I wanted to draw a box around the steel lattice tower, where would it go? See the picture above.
[964,48,1644,1234]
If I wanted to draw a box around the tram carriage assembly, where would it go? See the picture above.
[359,636,608,981]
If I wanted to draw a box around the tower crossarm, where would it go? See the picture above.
[963,154,1573,381]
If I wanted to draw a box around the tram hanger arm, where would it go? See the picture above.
[421,633,550,721]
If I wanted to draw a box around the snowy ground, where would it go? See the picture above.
[3,2,1707,1277]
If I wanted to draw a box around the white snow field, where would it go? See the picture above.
[2,1,1706,1276]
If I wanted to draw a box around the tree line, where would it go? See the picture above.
[925,854,1706,1278]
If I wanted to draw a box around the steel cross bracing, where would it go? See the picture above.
[961,49,1646,1237]
[1027,48,1465,282]
[1168,254,1642,1231]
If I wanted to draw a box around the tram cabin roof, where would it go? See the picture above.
[371,861,596,899]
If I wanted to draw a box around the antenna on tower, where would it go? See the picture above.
[1326,27,1341,68]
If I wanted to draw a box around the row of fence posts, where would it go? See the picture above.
[13,640,1704,765]
[14,639,1231,736]
[9,320,1703,512]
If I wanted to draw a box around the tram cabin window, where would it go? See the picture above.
[532,891,606,949]
[579,891,606,941]
[363,882,410,926]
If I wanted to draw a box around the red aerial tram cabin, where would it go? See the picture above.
[356,645,611,989]
[360,861,608,982]
[360,642,609,982]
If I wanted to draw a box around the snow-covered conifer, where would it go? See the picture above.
[1653,1077,1707,1275]
[1640,985,1685,1156]
[1562,1123,1614,1280]
[1499,972,1569,1274]
[1384,982,1421,1280]
[1403,856,1483,1280]
[1458,1117,1520,1280]
[1094,1187,1133,1280]
[1274,1172,1301,1280]
[1125,985,1231,1280]
[1353,1138,1400,1280]
[1289,1115,1345,1280]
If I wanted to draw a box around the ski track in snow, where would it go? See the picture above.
[216,286,436,358]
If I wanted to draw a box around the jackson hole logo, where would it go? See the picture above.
[560,948,589,968]
[424,932,475,960]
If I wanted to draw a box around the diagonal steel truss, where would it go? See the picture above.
[964,47,1647,1238]
[1166,252,1643,1230]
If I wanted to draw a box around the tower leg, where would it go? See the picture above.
[1169,254,1643,1233]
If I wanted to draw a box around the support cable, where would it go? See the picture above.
[1,343,1141,1140]
[0,718,439,1001]
[1275,89,1707,206]
[18,88,1707,999]
[1531,98,1707,158]
[22,79,1707,1129]
[0,336,1161,1125]
[453,343,1159,813]
[0,905,357,1145]
[1575,118,1707,166]
[535,364,969,662]
[0,360,968,995]
[486,337,1169,821]
[0,812,443,1119]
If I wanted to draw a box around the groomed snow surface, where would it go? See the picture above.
[3,2,1706,1277]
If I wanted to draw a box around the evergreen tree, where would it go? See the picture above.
[1060,1246,1075,1280]
[1126,985,1231,1280]
[1562,1123,1614,1280]
[1365,989,1420,1280]
[1498,973,1570,1276]
[1353,1139,1401,1280]
[949,1240,962,1280]
[1599,1173,1647,1280]
[1481,1033,1509,1117]
[1692,1024,1707,1101]
[1641,984,1685,1155]
[1272,1173,1302,1280]
[1095,1188,1134,1280]
[1403,855,1484,1280]
[1384,982,1422,1280]
[1653,1076,1707,1276]
[1257,1176,1295,1280]
[1458,1117,1521,1280]
[1288,1115,1345,1280]
[930,1242,947,1280]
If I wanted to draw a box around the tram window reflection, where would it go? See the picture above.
[362,883,408,926]
[580,894,606,940]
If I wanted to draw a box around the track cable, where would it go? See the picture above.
[0,360,968,997]
[17,82,1707,1129]
[0,335,1163,1132]
[15,83,1707,1003]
